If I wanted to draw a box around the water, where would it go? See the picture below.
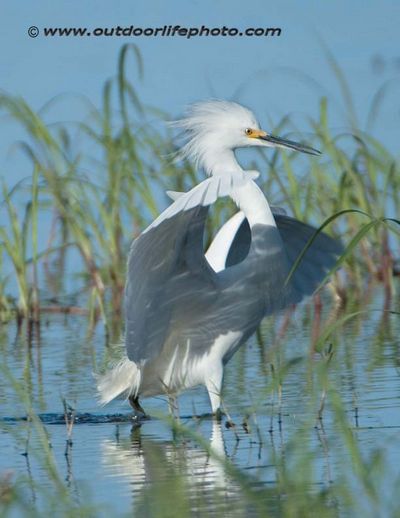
[0,286,399,516]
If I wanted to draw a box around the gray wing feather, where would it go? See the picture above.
[126,172,342,367]
[125,205,217,363]
[275,214,343,301]
[124,174,254,364]
[225,213,343,309]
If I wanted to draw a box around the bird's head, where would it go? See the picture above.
[172,100,320,175]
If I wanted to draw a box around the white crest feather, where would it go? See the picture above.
[170,100,260,175]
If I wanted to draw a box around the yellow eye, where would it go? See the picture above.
[245,128,252,136]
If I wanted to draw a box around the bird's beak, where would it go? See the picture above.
[255,130,321,156]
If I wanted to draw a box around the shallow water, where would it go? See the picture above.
[0,286,399,517]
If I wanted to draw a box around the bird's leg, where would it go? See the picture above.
[128,394,147,418]
[205,364,224,418]
[206,365,237,427]
[168,395,179,419]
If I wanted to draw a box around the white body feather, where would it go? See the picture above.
[96,358,141,405]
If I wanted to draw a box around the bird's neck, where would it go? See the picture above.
[204,149,243,176]
[231,179,276,229]
[203,149,276,228]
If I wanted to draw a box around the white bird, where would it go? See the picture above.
[97,100,342,416]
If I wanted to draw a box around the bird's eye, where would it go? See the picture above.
[245,128,253,136]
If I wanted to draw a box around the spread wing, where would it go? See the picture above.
[223,212,343,307]
[124,173,250,363]
[274,214,343,300]
[126,174,342,365]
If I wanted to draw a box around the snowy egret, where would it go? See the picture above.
[97,100,342,415]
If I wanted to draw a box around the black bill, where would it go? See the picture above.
[259,134,321,156]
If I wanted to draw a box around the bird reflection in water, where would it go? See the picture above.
[101,420,242,513]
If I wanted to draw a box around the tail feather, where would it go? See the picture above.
[96,357,141,405]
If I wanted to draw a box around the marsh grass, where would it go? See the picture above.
[0,360,100,517]
[0,45,399,517]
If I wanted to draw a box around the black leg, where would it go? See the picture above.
[213,408,223,422]
[128,395,147,417]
